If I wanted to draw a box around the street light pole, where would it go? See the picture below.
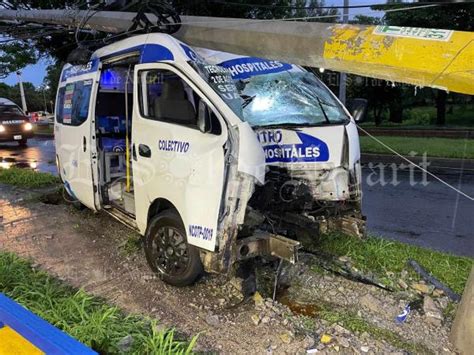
[16,71,28,113]
[338,0,349,105]
[42,86,48,113]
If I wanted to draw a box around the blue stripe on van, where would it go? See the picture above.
[61,44,174,82]
[98,44,173,64]
[219,57,293,79]
[61,58,100,82]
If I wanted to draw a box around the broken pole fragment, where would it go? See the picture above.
[407,259,461,302]
[0,9,473,95]
[450,266,474,354]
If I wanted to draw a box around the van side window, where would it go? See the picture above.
[139,69,197,127]
[56,87,66,124]
[60,80,93,126]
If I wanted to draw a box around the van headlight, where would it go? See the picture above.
[24,122,33,131]
[0,125,5,133]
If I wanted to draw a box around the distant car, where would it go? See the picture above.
[29,111,53,126]
[0,98,34,145]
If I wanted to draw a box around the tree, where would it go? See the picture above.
[0,42,39,78]
[0,82,45,111]
[374,0,474,125]
[171,0,337,21]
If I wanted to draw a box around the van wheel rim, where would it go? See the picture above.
[153,226,189,276]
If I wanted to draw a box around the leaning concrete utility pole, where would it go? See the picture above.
[0,9,473,95]
[450,266,474,354]
[16,71,28,113]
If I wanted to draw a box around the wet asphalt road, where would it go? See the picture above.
[0,136,56,174]
[1,137,473,257]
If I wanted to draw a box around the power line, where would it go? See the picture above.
[357,125,474,201]
[208,0,474,10]
[156,3,445,26]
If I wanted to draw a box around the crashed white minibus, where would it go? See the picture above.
[55,33,365,286]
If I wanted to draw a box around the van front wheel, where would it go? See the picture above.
[144,210,203,287]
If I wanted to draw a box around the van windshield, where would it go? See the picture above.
[238,71,349,127]
[0,105,23,115]
[191,62,349,127]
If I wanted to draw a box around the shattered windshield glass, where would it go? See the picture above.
[191,61,349,127]
[238,71,349,127]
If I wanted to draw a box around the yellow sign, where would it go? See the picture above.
[324,25,474,95]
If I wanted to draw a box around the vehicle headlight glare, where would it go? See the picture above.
[24,122,33,131]
[0,125,5,133]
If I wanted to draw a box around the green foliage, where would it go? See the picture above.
[359,135,474,159]
[378,1,474,31]
[314,233,472,294]
[0,252,197,354]
[350,15,381,25]
[0,167,60,188]
[0,42,38,78]
[172,0,338,21]
[43,62,63,106]
[119,234,142,256]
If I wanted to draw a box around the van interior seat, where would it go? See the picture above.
[153,80,195,123]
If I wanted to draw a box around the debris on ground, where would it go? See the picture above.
[0,185,463,353]
[408,259,461,302]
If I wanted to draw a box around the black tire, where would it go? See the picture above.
[18,139,27,146]
[144,210,203,287]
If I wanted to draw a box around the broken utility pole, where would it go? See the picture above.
[0,9,473,95]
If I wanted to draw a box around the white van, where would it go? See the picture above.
[55,33,365,286]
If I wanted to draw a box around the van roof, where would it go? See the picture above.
[91,33,188,63]
[62,33,298,82]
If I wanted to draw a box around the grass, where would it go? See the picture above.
[0,252,197,354]
[361,104,474,128]
[119,234,142,256]
[313,233,472,295]
[0,167,60,188]
[34,124,54,136]
[359,136,474,159]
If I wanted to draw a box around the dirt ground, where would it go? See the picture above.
[0,184,458,354]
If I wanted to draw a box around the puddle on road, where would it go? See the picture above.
[0,157,38,170]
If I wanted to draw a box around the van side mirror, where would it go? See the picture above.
[197,100,212,133]
[347,98,368,123]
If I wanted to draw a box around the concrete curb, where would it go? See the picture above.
[361,153,474,175]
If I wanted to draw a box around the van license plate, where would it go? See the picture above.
[13,135,22,140]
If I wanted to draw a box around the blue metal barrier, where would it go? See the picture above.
[0,293,97,354]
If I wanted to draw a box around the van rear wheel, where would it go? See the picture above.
[144,210,203,286]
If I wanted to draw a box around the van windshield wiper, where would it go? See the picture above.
[241,94,256,109]
[316,96,331,124]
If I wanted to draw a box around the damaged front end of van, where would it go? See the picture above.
[193,54,366,274]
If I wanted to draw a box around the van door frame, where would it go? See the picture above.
[56,60,102,211]
[132,61,230,252]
